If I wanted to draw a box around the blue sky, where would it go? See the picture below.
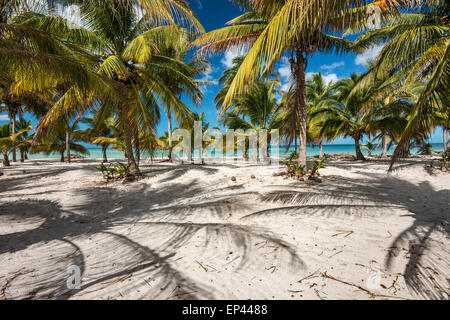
[0,0,444,144]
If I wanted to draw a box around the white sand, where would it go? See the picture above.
[0,157,448,300]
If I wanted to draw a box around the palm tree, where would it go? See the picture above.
[158,131,170,160]
[15,118,32,162]
[432,96,450,152]
[220,81,282,160]
[179,112,211,163]
[193,0,388,166]
[361,138,379,157]
[306,73,336,158]
[32,128,90,162]
[0,99,20,162]
[367,99,413,157]
[81,113,117,163]
[0,122,29,166]
[309,74,378,160]
[14,0,204,177]
[214,56,246,111]
[153,29,208,162]
[351,0,449,170]
[417,142,434,155]
[0,73,54,163]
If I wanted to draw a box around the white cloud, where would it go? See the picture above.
[278,57,292,91]
[320,61,344,70]
[307,72,338,85]
[322,73,339,85]
[355,45,382,66]
[278,57,291,80]
[194,0,203,10]
[198,65,216,83]
[278,58,338,91]
[0,114,9,121]
[198,65,217,94]
[221,47,248,69]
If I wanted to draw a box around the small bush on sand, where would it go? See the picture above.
[282,155,328,180]
[95,162,133,181]
[309,155,328,177]
[438,152,448,171]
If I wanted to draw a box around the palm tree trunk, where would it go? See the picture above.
[446,129,449,152]
[295,135,298,153]
[382,134,387,157]
[119,104,140,176]
[319,140,323,158]
[135,130,140,164]
[60,151,65,163]
[444,127,448,152]
[244,140,249,160]
[292,47,308,166]
[20,150,25,162]
[2,152,10,166]
[168,110,173,162]
[354,134,366,160]
[102,145,108,163]
[187,147,192,162]
[11,110,16,162]
[65,126,71,163]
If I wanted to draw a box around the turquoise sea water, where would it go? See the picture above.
[27,143,445,160]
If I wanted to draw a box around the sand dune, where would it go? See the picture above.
[0,158,448,300]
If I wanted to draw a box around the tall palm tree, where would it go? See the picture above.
[214,56,246,111]
[17,0,204,176]
[32,125,89,162]
[179,112,211,163]
[0,73,55,162]
[306,73,336,158]
[153,28,208,161]
[193,0,391,166]
[81,112,117,162]
[309,74,377,160]
[351,0,449,170]
[0,122,29,166]
[220,81,282,159]
[15,118,32,162]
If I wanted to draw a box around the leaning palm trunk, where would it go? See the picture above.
[354,134,365,160]
[102,145,108,163]
[382,134,387,157]
[8,106,18,162]
[119,104,140,176]
[65,127,71,163]
[447,129,449,152]
[168,111,173,162]
[292,48,308,166]
[397,142,410,158]
[2,152,10,166]
[135,130,140,164]
[444,127,448,152]
[319,140,323,158]
[11,114,16,162]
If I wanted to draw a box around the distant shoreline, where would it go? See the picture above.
[25,143,446,160]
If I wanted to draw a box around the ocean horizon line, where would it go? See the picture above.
[26,143,445,160]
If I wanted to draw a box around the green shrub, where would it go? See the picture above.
[309,155,328,177]
[95,162,131,180]
[438,152,448,170]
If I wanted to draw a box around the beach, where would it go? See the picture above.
[0,157,448,300]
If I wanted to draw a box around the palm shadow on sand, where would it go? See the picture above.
[240,168,449,299]
[0,167,304,299]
